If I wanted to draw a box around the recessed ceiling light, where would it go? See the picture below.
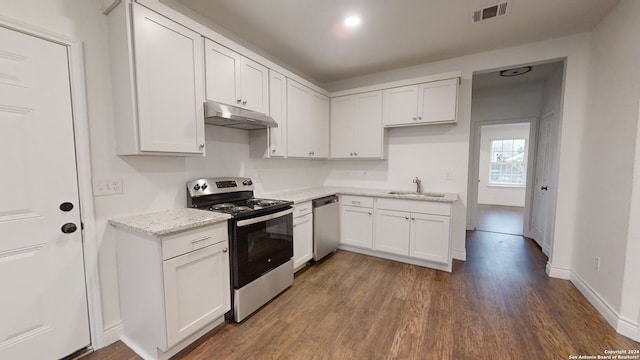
[499,66,532,77]
[344,16,361,27]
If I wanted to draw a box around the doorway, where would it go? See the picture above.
[467,60,565,257]
[475,122,530,235]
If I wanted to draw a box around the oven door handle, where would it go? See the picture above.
[236,208,294,227]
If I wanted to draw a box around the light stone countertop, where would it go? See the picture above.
[259,186,458,204]
[109,208,231,236]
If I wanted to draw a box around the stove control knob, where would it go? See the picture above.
[193,183,201,191]
[201,183,208,190]
[243,179,253,186]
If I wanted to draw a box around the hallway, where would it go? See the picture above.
[476,204,525,235]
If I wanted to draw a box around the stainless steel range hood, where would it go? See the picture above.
[204,101,278,130]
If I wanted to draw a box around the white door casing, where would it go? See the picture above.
[0,26,90,359]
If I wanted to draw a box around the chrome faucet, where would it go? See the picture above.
[413,177,422,193]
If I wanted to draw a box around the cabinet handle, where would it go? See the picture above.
[223,248,228,253]
[191,236,211,244]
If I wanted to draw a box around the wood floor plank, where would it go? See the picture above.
[84,232,639,359]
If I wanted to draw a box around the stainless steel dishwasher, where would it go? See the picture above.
[312,195,340,261]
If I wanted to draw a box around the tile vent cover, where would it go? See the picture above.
[473,2,510,22]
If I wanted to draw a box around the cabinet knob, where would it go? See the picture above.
[237,99,242,103]
[242,100,247,105]
[418,117,422,120]
[412,117,417,120]
[350,152,353,156]
[368,212,372,215]
[223,248,228,253]
[405,217,409,220]
[411,217,415,221]
[61,223,77,234]
[272,148,276,153]
[354,152,358,156]
[199,143,205,149]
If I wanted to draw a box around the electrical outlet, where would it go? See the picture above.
[93,178,123,196]
[595,256,601,271]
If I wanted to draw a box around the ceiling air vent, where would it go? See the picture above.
[473,2,510,22]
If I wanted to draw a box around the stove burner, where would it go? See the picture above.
[211,203,235,210]
[231,206,252,213]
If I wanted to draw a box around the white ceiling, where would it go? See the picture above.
[176,0,619,84]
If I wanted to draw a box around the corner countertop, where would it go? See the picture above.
[259,186,458,205]
[109,208,231,236]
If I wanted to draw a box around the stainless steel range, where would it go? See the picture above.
[187,177,294,322]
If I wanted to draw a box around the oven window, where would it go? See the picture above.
[233,212,293,288]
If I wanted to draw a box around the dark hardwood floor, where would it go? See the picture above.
[84,232,639,359]
[476,204,524,235]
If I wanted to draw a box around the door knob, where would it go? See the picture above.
[59,202,74,212]
[541,186,548,191]
[61,223,77,234]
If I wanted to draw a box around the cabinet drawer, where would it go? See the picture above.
[376,198,450,216]
[341,195,374,208]
[293,201,313,217]
[162,222,228,260]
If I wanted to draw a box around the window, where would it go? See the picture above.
[489,138,527,186]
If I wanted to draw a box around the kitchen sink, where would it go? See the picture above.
[388,191,446,197]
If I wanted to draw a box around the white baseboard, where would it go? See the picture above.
[570,271,620,329]
[452,248,466,261]
[545,263,571,279]
[102,321,123,348]
[617,316,640,342]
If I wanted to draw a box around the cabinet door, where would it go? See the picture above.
[163,241,230,348]
[340,206,374,249]
[382,85,418,126]
[204,39,241,107]
[375,209,410,256]
[410,213,450,264]
[310,92,330,158]
[240,57,269,114]
[417,78,458,124]
[286,79,312,157]
[355,91,383,158]
[293,213,313,269]
[268,70,287,157]
[133,4,205,154]
[330,95,356,158]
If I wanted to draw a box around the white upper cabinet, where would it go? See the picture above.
[330,91,384,159]
[108,2,205,155]
[204,39,269,114]
[383,78,458,127]
[286,79,329,158]
[268,70,287,157]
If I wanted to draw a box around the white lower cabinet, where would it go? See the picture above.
[340,205,374,249]
[339,196,453,272]
[163,241,230,347]
[293,202,313,270]
[375,209,410,255]
[114,222,230,360]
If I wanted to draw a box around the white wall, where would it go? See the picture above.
[572,0,640,338]
[472,82,544,122]
[477,123,530,207]
[324,33,591,275]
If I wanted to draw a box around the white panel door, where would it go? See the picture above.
[163,241,230,348]
[410,213,450,264]
[355,91,383,157]
[330,95,356,158]
[383,85,418,126]
[418,78,458,123]
[134,4,205,153]
[204,39,241,106]
[286,79,312,157]
[0,27,89,359]
[268,70,287,157]
[340,206,373,249]
[293,213,313,269]
[375,209,410,256]
[240,57,268,114]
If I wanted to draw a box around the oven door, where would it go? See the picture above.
[232,208,294,288]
